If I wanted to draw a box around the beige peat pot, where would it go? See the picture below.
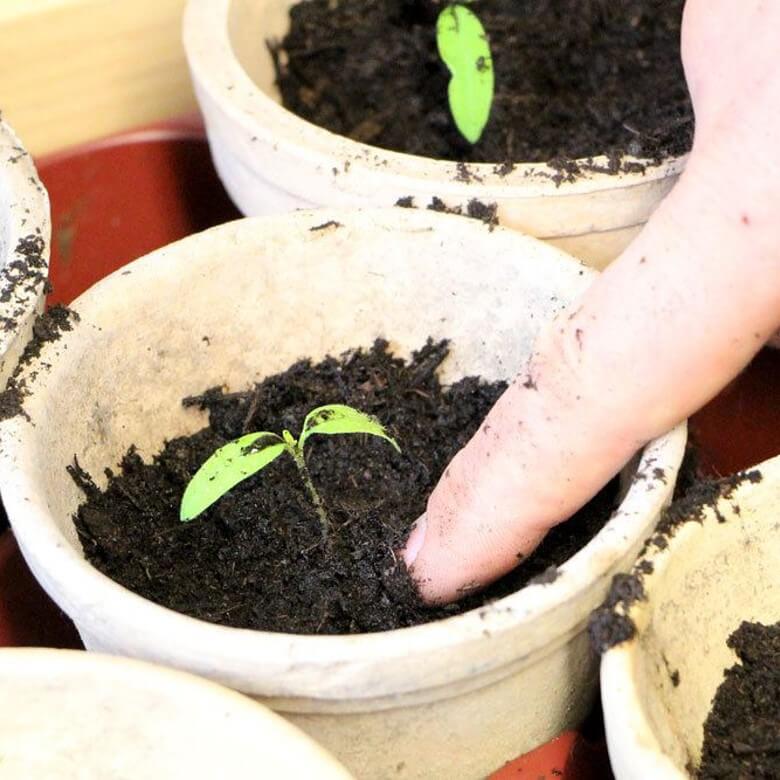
[183,0,686,270]
[0,118,50,386]
[0,209,686,778]
[599,455,780,779]
[0,648,351,778]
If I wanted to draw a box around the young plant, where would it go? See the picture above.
[180,404,400,538]
[436,4,494,144]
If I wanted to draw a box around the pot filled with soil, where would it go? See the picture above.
[0,208,686,778]
[594,454,780,779]
[183,0,691,269]
[0,118,50,387]
[0,648,351,778]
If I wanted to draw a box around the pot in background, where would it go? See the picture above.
[183,0,686,269]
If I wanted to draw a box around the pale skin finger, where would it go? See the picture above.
[405,161,780,602]
[403,0,780,603]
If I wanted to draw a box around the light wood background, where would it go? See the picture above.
[0,0,197,155]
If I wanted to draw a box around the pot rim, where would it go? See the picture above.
[0,209,687,698]
[0,118,50,375]
[182,0,689,201]
[0,647,351,776]
[599,454,780,780]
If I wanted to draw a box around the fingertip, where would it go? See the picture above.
[401,513,427,568]
[401,514,451,605]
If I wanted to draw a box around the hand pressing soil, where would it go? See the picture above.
[72,339,617,635]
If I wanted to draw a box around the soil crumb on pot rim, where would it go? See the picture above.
[71,339,619,635]
[643,469,762,552]
[270,0,692,169]
[395,196,499,228]
[588,469,764,655]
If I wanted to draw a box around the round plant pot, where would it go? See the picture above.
[0,118,50,386]
[182,0,686,270]
[0,648,351,778]
[599,454,780,779]
[0,209,686,778]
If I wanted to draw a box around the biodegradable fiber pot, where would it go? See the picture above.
[0,118,50,385]
[600,454,780,779]
[182,0,686,270]
[0,648,351,778]
[0,209,686,779]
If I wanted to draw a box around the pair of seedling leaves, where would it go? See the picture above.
[436,4,494,144]
[180,404,400,538]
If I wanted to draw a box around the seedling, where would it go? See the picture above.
[436,4,494,144]
[180,404,400,538]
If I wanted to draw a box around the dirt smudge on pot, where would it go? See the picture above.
[309,220,343,232]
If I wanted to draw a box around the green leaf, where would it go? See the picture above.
[436,4,494,144]
[298,404,401,453]
[180,432,287,521]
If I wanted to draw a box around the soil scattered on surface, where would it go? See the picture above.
[588,469,763,655]
[699,621,780,779]
[644,469,762,553]
[270,0,692,169]
[72,339,617,635]
[0,229,51,406]
[588,571,645,653]
[0,304,79,422]
[309,219,343,231]
[395,195,499,227]
[0,234,49,331]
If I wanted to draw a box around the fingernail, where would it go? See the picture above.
[402,513,427,568]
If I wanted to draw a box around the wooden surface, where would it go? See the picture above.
[0,0,197,155]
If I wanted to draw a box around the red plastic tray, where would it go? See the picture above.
[0,123,777,779]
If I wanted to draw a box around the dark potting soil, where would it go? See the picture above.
[270,0,693,168]
[698,621,780,779]
[72,339,618,635]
